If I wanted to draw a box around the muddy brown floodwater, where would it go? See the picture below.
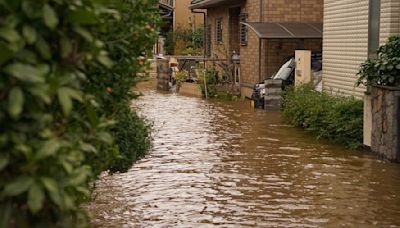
[86,87,400,227]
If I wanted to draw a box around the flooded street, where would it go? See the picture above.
[87,87,400,227]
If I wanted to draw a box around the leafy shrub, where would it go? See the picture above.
[109,105,151,173]
[85,0,159,174]
[283,86,363,148]
[357,36,400,87]
[199,69,219,98]
[164,26,204,55]
[0,0,158,226]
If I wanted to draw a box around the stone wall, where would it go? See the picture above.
[371,86,400,162]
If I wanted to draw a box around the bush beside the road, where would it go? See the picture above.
[0,0,158,226]
[282,85,363,149]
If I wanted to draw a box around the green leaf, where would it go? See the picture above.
[4,63,45,83]
[61,160,73,174]
[97,132,113,144]
[0,27,20,42]
[0,154,9,171]
[68,9,98,25]
[8,87,24,119]
[57,87,83,116]
[43,4,58,29]
[36,36,51,59]
[40,177,62,207]
[60,37,72,59]
[28,183,44,213]
[68,168,89,186]
[28,84,51,104]
[63,192,75,210]
[3,176,34,196]
[58,88,72,116]
[36,139,62,160]
[80,143,97,154]
[22,26,36,44]
[0,42,13,65]
[98,55,113,68]
[396,64,400,70]
[73,27,93,42]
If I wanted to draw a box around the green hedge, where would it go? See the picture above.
[0,0,158,226]
[282,86,363,148]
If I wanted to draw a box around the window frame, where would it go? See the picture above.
[239,13,248,46]
[215,17,223,45]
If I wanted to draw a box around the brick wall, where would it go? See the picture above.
[240,0,323,23]
[241,30,260,85]
[207,7,230,59]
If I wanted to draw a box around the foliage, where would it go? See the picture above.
[198,69,239,100]
[199,69,218,98]
[0,0,158,226]
[85,0,159,173]
[357,36,400,87]
[164,26,204,55]
[175,71,188,82]
[108,105,151,173]
[283,85,363,149]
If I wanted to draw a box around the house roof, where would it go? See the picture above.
[190,0,244,9]
[159,2,174,19]
[243,22,323,39]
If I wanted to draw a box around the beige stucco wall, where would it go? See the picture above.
[322,0,369,98]
[380,0,400,44]
[174,0,204,30]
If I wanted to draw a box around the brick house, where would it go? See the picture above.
[190,0,323,97]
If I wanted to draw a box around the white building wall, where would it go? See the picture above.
[380,0,400,45]
[322,0,369,98]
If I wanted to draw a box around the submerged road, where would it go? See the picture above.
[86,87,400,227]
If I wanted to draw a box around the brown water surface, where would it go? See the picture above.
[86,88,400,227]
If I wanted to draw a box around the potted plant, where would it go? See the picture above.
[357,36,400,162]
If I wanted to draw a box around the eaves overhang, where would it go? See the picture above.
[242,22,323,39]
[190,0,244,9]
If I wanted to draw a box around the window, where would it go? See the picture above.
[207,25,212,57]
[240,13,248,46]
[215,18,223,44]
[368,0,381,55]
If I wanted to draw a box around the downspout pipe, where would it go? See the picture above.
[191,9,207,67]
[259,0,263,83]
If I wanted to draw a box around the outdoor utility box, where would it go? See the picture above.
[295,50,312,86]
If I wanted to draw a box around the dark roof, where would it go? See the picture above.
[243,22,323,39]
[190,0,244,9]
[159,3,173,19]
